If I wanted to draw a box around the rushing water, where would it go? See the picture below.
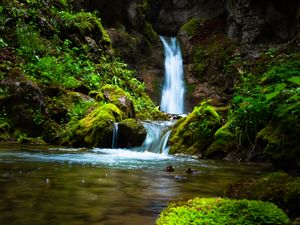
[135,121,175,154]
[0,143,272,225]
[160,36,185,114]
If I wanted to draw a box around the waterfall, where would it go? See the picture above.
[135,121,175,154]
[160,36,185,114]
[112,123,119,148]
[110,37,186,155]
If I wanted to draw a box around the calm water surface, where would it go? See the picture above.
[0,143,272,225]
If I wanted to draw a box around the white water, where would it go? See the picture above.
[160,36,185,114]
[112,123,119,148]
[136,121,175,154]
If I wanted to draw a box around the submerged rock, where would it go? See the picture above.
[164,165,175,172]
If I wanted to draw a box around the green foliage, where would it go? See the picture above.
[58,10,110,44]
[157,197,289,225]
[15,22,49,62]
[67,99,95,122]
[228,56,300,148]
[287,76,300,85]
[0,38,8,48]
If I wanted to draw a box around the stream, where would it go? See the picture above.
[0,143,272,225]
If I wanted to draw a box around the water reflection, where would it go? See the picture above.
[0,144,272,225]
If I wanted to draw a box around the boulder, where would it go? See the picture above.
[63,103,123,147]
[101,84,135,118]
[169,102,221,155]
[117,118,147,148]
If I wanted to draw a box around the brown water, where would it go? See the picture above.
[0,143,272,225]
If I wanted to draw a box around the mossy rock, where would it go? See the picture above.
[225,172,300,218]
[179,17,201,36]
[206,118,237,159]
[101,84,135,118]
[157,197,289,225]
[117,118,146,148]
[255,119,300,171]
[168,103,221,155]
[62,103,123,147]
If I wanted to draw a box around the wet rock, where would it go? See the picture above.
[118,119,147,148]
[164,165,175,172]
[186,168,198,174]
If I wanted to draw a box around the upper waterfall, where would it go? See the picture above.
[160,36,185,114]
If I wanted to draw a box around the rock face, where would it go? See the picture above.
[148,0,225,36]
[225,0,300,44]
[81,0,145,32]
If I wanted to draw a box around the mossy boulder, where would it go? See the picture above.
[168,103,221,155]
[225,172,300,218]
[157,197,289,225]
[255,119,300,171]
[206,118,237,159]
[62,103,123,147]
[117,118,146,148]
[101,84,135,118]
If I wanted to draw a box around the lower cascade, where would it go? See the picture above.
[136,121,175,154]
[112,121,175,154]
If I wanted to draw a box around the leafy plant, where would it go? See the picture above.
[15,22,49,62]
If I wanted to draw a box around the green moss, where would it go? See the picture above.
[169,102,221,155]
[143,22,159,45]
[206,118,237,158]
[256,118,300,171]
[62,103,123,147]
[180,17,200,36]
[58,10,111,46]
[225,172,300,218]
[157,197,289,225]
